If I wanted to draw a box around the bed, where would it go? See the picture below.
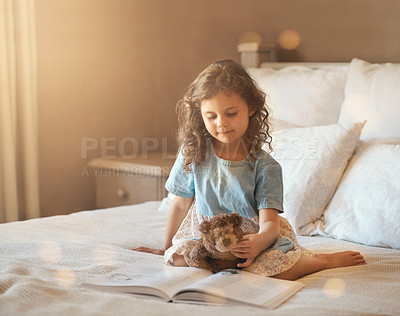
[1,58,400,315]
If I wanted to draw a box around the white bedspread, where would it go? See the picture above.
[1,202,399,315]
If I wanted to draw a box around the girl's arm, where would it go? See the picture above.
[163,196,194,250]
[230,208,280,268]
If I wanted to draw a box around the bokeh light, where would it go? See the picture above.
[323,278,346,299]
[39,241,62,264]
[278,30,301,50]
[92,244,118,266]
[54,268,76,287]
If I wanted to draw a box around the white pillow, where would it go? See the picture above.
[269,118,299,132]
[310,142,400,249]
[266,122,365,235]
[249,66,348,127]
[157,193,176,213]
[339,58,400,141]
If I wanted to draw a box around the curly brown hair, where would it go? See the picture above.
[176,59,272,172]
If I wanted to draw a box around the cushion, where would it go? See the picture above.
[265,122,365,235]
[249,65,348,127]
[309,141,400,249]
[157,193,176,213]
[339,58,400,141]
[269,118,299,132]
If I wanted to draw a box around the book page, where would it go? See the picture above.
[175,269,304,308]
[84,262,212,300]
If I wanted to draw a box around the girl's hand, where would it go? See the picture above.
[231,208,280,268]
[230,233,269,268]
[132,247,165,256]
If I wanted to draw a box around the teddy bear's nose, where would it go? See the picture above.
[222,238,231,246]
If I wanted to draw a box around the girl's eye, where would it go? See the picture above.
[227,112,237,117]
[207,115,217,120]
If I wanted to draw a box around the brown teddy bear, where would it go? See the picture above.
[184,213,246,273]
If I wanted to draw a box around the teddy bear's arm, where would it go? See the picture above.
[184,242,212,270]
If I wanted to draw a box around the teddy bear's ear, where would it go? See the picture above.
[199,220,211,234]
[230,213,243,227]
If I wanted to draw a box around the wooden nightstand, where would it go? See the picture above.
[88,152,175,208]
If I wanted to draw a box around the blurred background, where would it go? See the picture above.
[1,0,399,220]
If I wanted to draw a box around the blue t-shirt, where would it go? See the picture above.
[165,143,284,218]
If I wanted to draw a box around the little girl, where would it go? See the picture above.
[135,59,366,280]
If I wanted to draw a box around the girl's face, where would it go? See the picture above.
[200,91,255,149]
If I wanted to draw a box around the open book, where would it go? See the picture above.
[82,262,304,309]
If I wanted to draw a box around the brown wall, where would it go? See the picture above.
[35,0,400,217]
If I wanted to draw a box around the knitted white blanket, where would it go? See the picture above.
[1,202,399,315]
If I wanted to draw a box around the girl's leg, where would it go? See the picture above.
[273,251,366,281]
[172,253,189,267]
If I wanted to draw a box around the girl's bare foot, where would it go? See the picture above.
[274,251,366,281]
[323,251,366,268]
[132,249,189,267]
[132,247,164,255]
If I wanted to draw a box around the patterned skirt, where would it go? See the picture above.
[164,203,314,277]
